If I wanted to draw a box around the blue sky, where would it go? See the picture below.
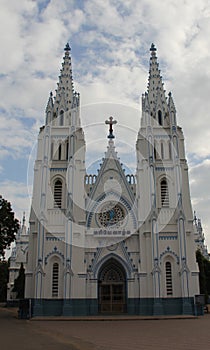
[1,0,210,249]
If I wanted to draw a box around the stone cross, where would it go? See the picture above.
[105,116,117,139]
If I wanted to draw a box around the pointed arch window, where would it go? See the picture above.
[154,142,157,160]
[47,111,51,125]
[59,110,64,126]
[66,141,69,160]
[58,144,62,160]
[158,110,162,125]
[161,179,169,207]
[171,112,176,125]
[161,142,164,159]
[165,261,173,296]
[168,141,172,160]
[51,142,54,160]
[54,179,62,208]
[52,262,59,297]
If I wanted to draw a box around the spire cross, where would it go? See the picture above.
[105,116,117,139]
[150,43,157,57]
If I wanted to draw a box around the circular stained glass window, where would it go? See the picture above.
[98,202,125,228]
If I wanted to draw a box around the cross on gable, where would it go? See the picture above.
[105,116,117,139]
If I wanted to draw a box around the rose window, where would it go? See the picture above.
[98,203,125,228]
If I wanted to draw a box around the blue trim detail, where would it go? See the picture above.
[45,246,65,265]
[92,252,132,278]
[28,297,196,317]
[120,241,138,272]
[50,168,67,172]
[159,234,178,240]
[155,167,174,171]
[160,246,179,264]
[86,191,137,229]
[46,236,65,241]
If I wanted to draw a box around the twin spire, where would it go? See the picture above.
[141,43,176,126]
[45,43,80,126]
[147,43,168,113]
[53,42,79,109]
[46,43,176,129]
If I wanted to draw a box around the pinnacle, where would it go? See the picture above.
[64,42,71,51]
[150,43,157,52]
[144,44,169,116]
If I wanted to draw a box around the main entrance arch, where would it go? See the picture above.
[98,258,127,313]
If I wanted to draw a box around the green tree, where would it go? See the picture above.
[196,249,210,303]
[0,195,20,259]
[13,263,25,299]
[0,260,9,302]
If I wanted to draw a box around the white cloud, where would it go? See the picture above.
[0,180,31,222]
[189,159,210,247]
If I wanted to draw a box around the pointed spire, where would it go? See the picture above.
[64,43,71,52]
[147,43,166,103]
[45,91,54,112]
[45,92,54,124]
[168,91,176,112]
[141,44,169,126]
[22,212,26,228]
[53,42,77,113]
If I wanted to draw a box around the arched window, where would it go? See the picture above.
[168,141,172,159]
[54,179,62,208]
[154,142,157,160]
[161,179,169,207]
[66,141,69,160]
[59,110,64,126]
[173,136,178,157]
[52,262,59,297]
[47,111,51,124]
[161,142,164,159]
[165,261,173,296]
[171,112,176,125]
[158,110,162,125]
[58,144,62,160]
[51,142,54,160]
[85,175,89,185]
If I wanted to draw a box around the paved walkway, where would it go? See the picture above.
[1,307,210,350]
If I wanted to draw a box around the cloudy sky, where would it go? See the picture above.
[0,0,210,249]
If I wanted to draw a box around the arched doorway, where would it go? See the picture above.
[98,258,127,314]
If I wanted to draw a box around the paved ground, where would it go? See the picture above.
[1,307,210,350]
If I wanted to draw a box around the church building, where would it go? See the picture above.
[24,43,200,316]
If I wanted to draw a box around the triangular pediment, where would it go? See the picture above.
[85,140,137,233]
[87,140,135,206]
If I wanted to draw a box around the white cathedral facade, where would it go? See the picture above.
[23,43,201,316]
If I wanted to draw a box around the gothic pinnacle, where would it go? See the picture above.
[150,43,157,56]
[64,42,71,52]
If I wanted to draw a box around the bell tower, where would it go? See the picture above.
[136,44,199,314]
[25,44,86,315]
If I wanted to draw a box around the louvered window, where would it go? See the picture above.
[158,110,162,125]
[166,262,173,296]
[66,141,69,160]
[168,141,172,159]
[58,144,62,160]
[161,179,169,207]
[60,110,64,126]
[161,142,164,159]
[52,263,59,297]
[54,180,62,208]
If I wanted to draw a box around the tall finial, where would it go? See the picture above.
[150,43,157,57]
[22,212,26,227]
[105,116,117,139]
[64,43,71,52]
